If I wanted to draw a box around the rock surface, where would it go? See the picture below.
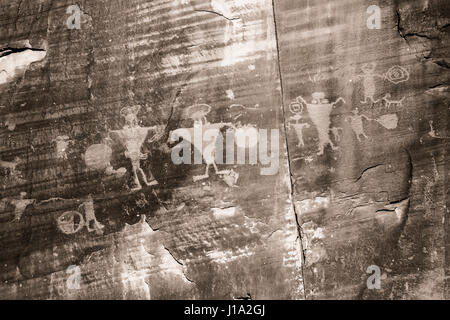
[0,0,448,299]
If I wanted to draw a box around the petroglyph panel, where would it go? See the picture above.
[0,0,448,300]
[274,0,449,299]
[0,0,301,300]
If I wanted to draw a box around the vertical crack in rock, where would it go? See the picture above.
[393,0,408,43]
[270,0,307,300]
[13,0,24,32]
[163,72,197,140]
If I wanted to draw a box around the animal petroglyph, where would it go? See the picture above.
[382,94,405,109]
[109,105,161,191]
[356,63,409,104]
[57,195,104,235]
[289,92,345,155]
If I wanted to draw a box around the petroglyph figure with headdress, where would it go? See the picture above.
[170,104,240,185]
[290,92,345,155]
[109,105,162,191]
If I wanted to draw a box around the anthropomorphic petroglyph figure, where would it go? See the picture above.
[292,92,345,155]
[4,114,16,131]
[53,136,71,160]
[287,114,310,147]
[9,192,35,222]
[356,63,384,104]
[427,120,447,139]
[170,104,239,184]
[331,127,343,142]
[345,108,370,142]
[110,105,161,191]
[0,157,20,175]
[79,195,104,234]
[357,63,410,104]
[0,157,24,184]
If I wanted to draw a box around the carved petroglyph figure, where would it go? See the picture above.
[384,65,410,84]
[382,93,405,108]
[53,135,72,160]
[4,114,16,131]
[57,211,85,234]
[57,195,104,235]
[3,192,35,222]
[290,92,345,155]
[0,157,25,184]
[109,105,160,191]
[331,127,343,142]
[287,114,310,147]
[0,157,21,175]
[356,63,409,104]
[356,63,385,104]
[345,109,370,142]
[374,114,399,130]
[427,120,449,139]
[287,101,310,147]
[79,195,104,234]
[171,104,240,184]
[345,109,399,142]
[84,143,127,177]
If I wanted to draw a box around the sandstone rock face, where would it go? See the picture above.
[0,0,448,299]
[274,0,449,299]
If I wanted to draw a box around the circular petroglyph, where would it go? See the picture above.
[57,211,85,234]
[84,144,113,171]
[385,66,409,84]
